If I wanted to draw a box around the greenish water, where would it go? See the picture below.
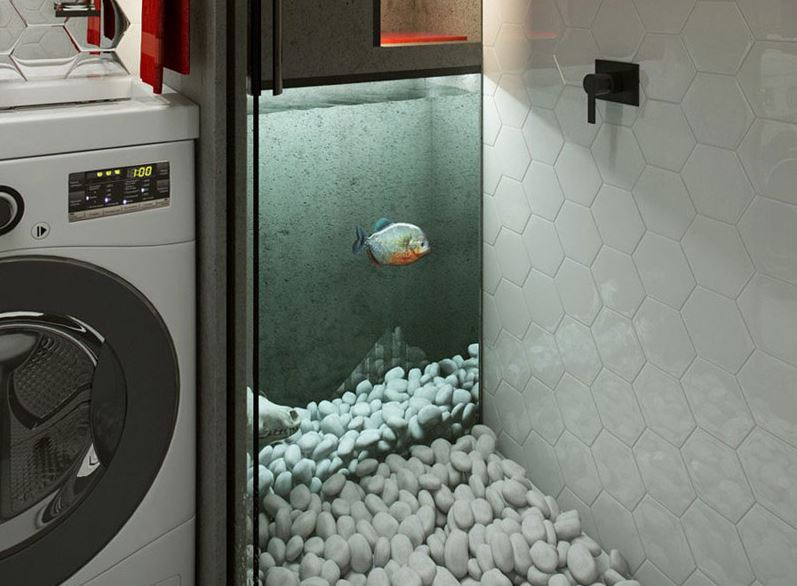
[249,75,482,407]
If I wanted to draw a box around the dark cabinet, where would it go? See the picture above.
[258,0,481,89]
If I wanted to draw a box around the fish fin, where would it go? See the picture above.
[352,225,368,255]
[366,249,382,268]
[372,217,394,232]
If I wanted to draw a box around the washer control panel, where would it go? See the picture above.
[68,162,171,222]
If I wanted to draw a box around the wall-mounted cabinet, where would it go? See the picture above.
[378,0,481,46]
[258,0,481,89]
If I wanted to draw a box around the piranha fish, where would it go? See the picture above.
[352,218,431,267]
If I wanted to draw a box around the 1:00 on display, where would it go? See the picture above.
[131,165,154,178]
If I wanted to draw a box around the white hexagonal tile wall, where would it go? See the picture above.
[636,33,696,102]
[591,124,645,190]
[592,308,645,382]
[492,126,531,182]
[483,194,501,245]
[555,259,601,325]
[524,376,565,445]
[737,0,797,41]
[522,268,565,332]
[555,0,601,28]
[738,274,797,367]
[522,215,564,277]
[554,317,602,384]
[554,27,599,85]
[633,100,696,172]
[592,0,643,60]
[633,496,696,583]
[682,144,754,224]
[522,161,564,221]
[683,73,755,149]
[495,278,532,338]
[739,41,797,123]
[554,84,602,147]
[554,431,602,503]
[592,368,646,445]
[554,201,602,265]
[495,23,529,74]
[634,429,696,515]
[592,430,645,509]
[739,118,797,206]
[12,0,62,25]
[738,351,797,449]
[633,0,696,34]
[739,429,797,528]
[524,51,564,109]
[527,0,563,53]
[495,73,531,128]
[483,95,502,146]
[521,430,565,497]
[633,166,696,241]
[495,228,532,286]
[496,329,533,391]
[592,247,645,318]
[633,232,695,309]
[494,176,531,233]
[0,0,24,54]
[633,298,696,378]
[522,106,564,164]
[681,287,754,373]
[738,505,797,586]
[484,243,501,294]
[523,323,565,389]
[591,493,646,572]
[591,185,645,254]
[739,197,797,286]
[634,364,696,446]
[682,216,754,298]
[683,1,753,74]
[494,380,532,443]
[554,143,602,206]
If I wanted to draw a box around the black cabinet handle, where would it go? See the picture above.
[249,0,262,96]
[273,0,283,95]
[582,60,640,125]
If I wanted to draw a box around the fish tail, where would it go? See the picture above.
[352,225,368,255]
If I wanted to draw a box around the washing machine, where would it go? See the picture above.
[0,87,198,586]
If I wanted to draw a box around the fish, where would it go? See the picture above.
[352,218,431,267]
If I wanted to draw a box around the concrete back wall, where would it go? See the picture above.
[482,0,797,584]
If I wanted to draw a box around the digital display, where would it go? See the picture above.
[68,162,170,222]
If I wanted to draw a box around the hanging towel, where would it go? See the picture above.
[103,0,116,42]
[87,0,101,47]
[140,0,190,94]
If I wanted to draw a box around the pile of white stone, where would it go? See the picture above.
[250,344,481,499]
[253,425,637,586]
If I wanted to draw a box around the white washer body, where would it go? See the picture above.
[0,89,198,586]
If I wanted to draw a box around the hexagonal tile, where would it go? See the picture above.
[739,274,797,367]
[522,161,564,221]
[738,505,797,586]
[634,561,679,585]
[555,259,601,325]
[496,329,533,391]
[682,430,755,522]
[633,0,696,34]
[682,145,754,223]
[634,364,696,446]
[65,1,129,51]
[633,496,696,584]
[483,47,500,95]
[0,0,24,54]
[682,287,754,373]
[554,201,602,265]
[684,572,721,586]
[493,126,531,182]
[518,430,563,496]
[526,0,563,53]
[522,215,565,277]
[495,73,531,128]
[554,84,601,147]
[739,119,797,206]
[681,500,755,586]
[591,185,644,254]
[522,269,564,332]
[483,292,501,346]
[592,308,645,381]
[484,146,504,196]
[495,278,532,338]
[555,317,601,384]
[483,95,501,147]
[11,25,76,66]
[738,351,797,448]
[591,124,645,190]
[633,232,695,309]
[592,0,643,60]
[634,166,696,240]
[591,493,646,572]
[494,176,531,234]
[555,0,601,28]
[633,100,695,172]
[682,358,755,448]
[495,228,532,286]
[637,33,696,102]
[554,27,599,85]
[683,73,754,149]
[739,41,797,123]
[683,2,753,74]
[634,297,695,378]
[12,0,63,25]
[739,197,797,286]
[554,431,602,503]
[494,380,532,443]
[737,0,797,41]
[521,105,563,164]
[0,54,22,80]
[495,23,529,74]
[634,429,696,514]
[523,323,565,389]
[499,0,529,24]
[524,51,565,109]
[682,216,754,298]
[740,428,797,528]
[484,243,501,294]
[556,488,600,538]
[592,430,645,509]
[554,143,602,206]
[483,194,501,245]
[592,247,645,318]
[592,368,646,445]
[524,377,564,445]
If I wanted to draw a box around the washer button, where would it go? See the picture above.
[32,222,50,240]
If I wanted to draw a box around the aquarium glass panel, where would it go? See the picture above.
[247,75,482,584]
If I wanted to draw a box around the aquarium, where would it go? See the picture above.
[245,75,484,583]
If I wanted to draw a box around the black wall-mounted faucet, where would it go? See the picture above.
[583,60,640,124]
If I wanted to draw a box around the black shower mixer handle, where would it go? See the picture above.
[582,60,640,125]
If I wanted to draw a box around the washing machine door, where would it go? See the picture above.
[0,257,179,586]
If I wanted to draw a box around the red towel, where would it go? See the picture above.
[87,1,101,47]
[140,0,189,94]
[103,0,116,41]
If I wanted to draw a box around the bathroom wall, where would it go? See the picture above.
[381,0,482,42]
[482,1,797,585]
